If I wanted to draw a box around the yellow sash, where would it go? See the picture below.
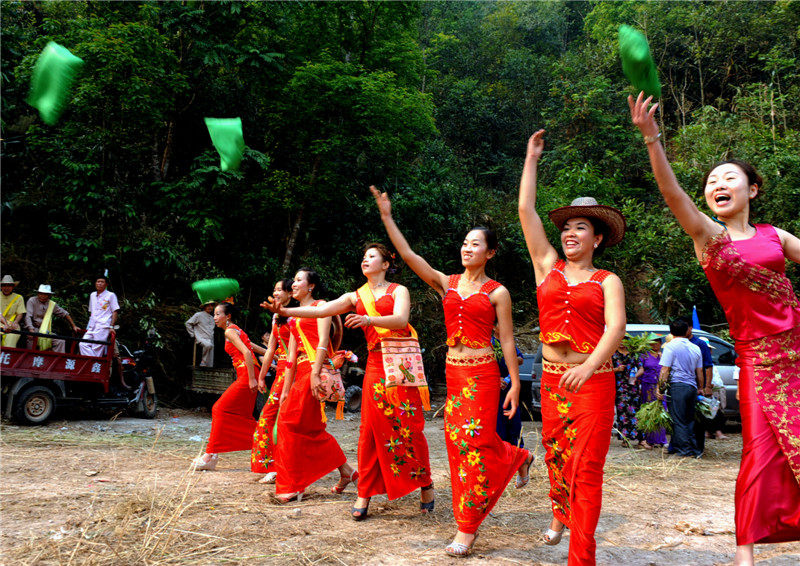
[294,318,344,422]
[1,295,22,347]
[38,300,56,351]
[356,284,430,409]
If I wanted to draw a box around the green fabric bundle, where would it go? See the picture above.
[204,117,244,171]
[619,25,661,98]
[192,278,240,304]
[26,42,85,125]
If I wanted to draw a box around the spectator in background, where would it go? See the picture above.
[613,341,642,447]
[681,316,714,454]
[25,285,79,353]
[634,335,665,448]
[186,300,217,367]
[79,275,121,357]
[658,318,703,458]
[1,275,27,347]
[492,325,525,448]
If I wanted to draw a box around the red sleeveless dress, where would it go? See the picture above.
[441,275,529,534]
[701,225,800,545]
[355,284,432,499]
[252,316,292,473]
[206,324,259,454]
[275,303,347,493]
[537,260,616,566]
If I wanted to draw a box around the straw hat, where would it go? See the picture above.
[1,275,19,287]
[36,284,54,294]
[548,197,627,247]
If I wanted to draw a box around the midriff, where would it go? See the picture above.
[543,340,591,364]
[448,343,493,358]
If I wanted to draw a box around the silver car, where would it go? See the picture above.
[529,323,740,419]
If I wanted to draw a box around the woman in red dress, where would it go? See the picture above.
[273,268,357,503]
[518,130,627,566]
[630,92,800,566]
[251,279,294,483]
[371,186,533,557]
[193,302,260,471]
[269,243,434,520]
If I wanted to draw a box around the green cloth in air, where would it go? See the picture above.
[204,117,245,171]
[26,42,85,125]
[619,25,661,98]
[192,278,240,304]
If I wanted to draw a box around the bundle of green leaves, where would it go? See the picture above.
[636,400,672,434]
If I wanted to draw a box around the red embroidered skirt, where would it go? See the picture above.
[444,354,529,534]
[358,351,431,499]
[251,359,287,473]
[275,357,347,493]
[206,362,258,454]
[541,360,615,566]
[734,325,800,545]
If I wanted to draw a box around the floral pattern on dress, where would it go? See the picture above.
[543,384,576,521]
[251,367,285,472]
[613,352,641,441]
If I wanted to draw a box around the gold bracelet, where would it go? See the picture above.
[643,132,661,144]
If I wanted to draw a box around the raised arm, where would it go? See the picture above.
[518,130,559,283]
[370,185,449,297]
[628,93,719,254]
[265,292,356,319]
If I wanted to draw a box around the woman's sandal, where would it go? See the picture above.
[445,533,478,558]
[259,472,277,484]
[274,491,304,504]
[419,483,435,514]
[192,453,218,471]
[331,470,359,494]
[351,497,371,521]
[515,453,535,489]
[543,527,564,546]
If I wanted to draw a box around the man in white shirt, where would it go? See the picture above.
[659,318,703,458]
[185,301,216,366]
[79,275,121,357]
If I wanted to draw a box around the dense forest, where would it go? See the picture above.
[2,1,799,389]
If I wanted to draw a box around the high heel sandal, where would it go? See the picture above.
[419,483,435,513]
[445,533,478,558]
[543,526,564,546]
[192,453,218,471]
[515,453,535,489]
[275,491,304,504]
[259,471,277,484]
[331,470,359,494]
[351,497,370,521]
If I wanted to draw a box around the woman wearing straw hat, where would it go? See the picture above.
[1,275,27,348]
[518,129,626,565]
[371,186,532,558]
[630,92,800,566]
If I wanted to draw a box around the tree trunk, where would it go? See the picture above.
[281,156,321,274]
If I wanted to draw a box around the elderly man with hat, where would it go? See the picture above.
[185,300,216,366]
[24,284,79,353]
[79,274,121,357]
[1,275,27,347]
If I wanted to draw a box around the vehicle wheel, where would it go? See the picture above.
[140,389,158,419]
[13,386,56,426]
[344,385,362,413]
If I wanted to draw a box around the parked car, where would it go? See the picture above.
[529,324,739,420]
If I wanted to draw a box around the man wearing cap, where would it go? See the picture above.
[1,275,27,347]
[185,301,216,366]
[24,285,79,353]
[79,275,121,357]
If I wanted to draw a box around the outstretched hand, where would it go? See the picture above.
[628,91,659,138]
[260,297,283,315]
[526,129,546,160]
[370,185,392,218]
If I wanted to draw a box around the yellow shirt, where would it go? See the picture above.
[1,292,26,323]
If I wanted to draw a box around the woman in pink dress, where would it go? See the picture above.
[630,92,800,566]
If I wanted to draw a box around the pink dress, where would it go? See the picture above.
[701,224,800,545]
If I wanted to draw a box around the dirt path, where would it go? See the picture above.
[1,409,798,566]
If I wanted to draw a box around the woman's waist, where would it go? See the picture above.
[542,358,613,374]
[541,341,593,363]
[445,350,496,367]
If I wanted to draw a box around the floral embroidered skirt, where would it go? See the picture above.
[541,360,615,566]
[357,352,431,499]
[275,357,347,494]
[734,325,800,545]
[206,362,258,454]
[251,359,287,473]
[444,354,529,534]
[614,377,641,441]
